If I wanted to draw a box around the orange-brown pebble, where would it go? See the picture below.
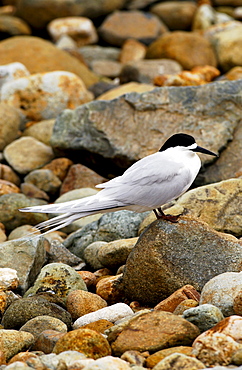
[173,299,199,315]
[66,290,107,321]
[42,157,73,181]
[0,351,6,365]
[154,285,200,312]
[146,346,194,368]
[82,319,114,334]
[0,179,20,196]
[96,274,124,304]
[77,271,97,288]
[8,352,39,364]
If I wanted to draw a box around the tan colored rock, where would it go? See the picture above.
[147,346,194,368]
[0,15,31,36]
[119,38,147,64]
[42,157,73,181]
[153,353,205,370]
[97,81,155,100]
[53,328,111,359]
[0,179,20,196]
[0,164,20,186]
[91,60,122,78]
[0,329,34,361]
[151,1,197,30]
[0,36,99,87]
[165,178,242,237]
[99,10,167,46]
[1,71,93,122]
[96,274,124,305]
[48,17,98,46]
[225,66,242,80]
[23,119,55,146]
[82,319,114,334]
[109,310,200,356]
[0,103,21,151]
[173,299,199,315]
[3,137,54,174]
[146,31,217,70]
[66,290,107,320]
[20,182,49,200]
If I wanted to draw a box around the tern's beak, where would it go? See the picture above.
[195,146,218,157]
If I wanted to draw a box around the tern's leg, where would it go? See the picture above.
[153,208,180,223]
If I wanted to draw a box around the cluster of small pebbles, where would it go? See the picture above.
[0,0,242,369]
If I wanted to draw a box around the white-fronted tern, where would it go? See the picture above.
[20,133,218,233]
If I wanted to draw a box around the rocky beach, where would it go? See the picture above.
[0,0,242,369]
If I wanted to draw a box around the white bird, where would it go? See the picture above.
[20,133,217,234]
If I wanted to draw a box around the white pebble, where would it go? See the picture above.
[0,268,19,290]
[73,303,134,329]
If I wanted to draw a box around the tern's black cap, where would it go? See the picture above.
[159,133,195,152]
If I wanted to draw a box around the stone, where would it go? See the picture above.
[60,163,107,195]
[96,274,124,305]
[120,59,182,84]
[82,356,130,369]
[23,119,55,146]
[151,1,197,30]
[154,285,200,312]
[16,0,126,28]
[48,17,98,46]
[77,271,97,289]
[79,45,120,67]
[7,225,40,240]
[0,164,20,186]
[97,81,155,100]
[3,137,54,175]
[0,238,46,293]
[0,103,21,151]
[225,66,242,80]
[20,182,49,201]
[99,10,166,47]
[82,319,114,334]
[0,329,34,361]
[119,39,147,64]
[173,300,199,315]
[0,36,99,87]
[146,31,217,70]
[53,328,111,359]
[0,62,29,89]
[183,304,224,332]
[200,272,242,317]
[121,350,145,366]
[42,157,73,181]
[192,318,242,367]
[50,80,241,173]
[0,15,30,37]
[0,268,18,291]
[83,241,107,270]
[192,4,232,31]
[24,263,87,302]
[90,60,122,78]
[208,23,242,72]
[0,193,47,231]
[1,71,93,122]
[152,353,205,370]
[66,290,107,320]
[32,329,65,353]
[165,178,242,237]
[96,237,138,269]
[24,169,61,195]
[121,217,242,305]
[73,303,134,329]
[202,122,242,184]
[1,296,72,330]
[109,310,200,356]
[19,315,67,340]
[46,242,82,267]
[146,346,194,368]
[64,210,148,259]
[0,180,20,196]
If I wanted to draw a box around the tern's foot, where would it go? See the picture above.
[153,208,181,223]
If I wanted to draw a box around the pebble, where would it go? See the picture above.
[0,329,34,361]
[200,272,242,316]
[23,119,56,146]
[119,38,147,64]
[20,182,49,201]
[3,137,54,175]
[83,241,107,270]
[109,310,200,356]
[53,328,111,359]
[19,315,67,340]
[24,169,61,195]
[66,289,107,320]
[0,103,21,151]
[24,262,87,302]
[152,353,205,370]
[146,346,194,368]
[97,81,155,100]
[154,285,200,312]
[48,17,98,46]
[73,303,134,329]
[31,329,65,354]
[0,62,29,89]
[82,356,131,369]
[1,71,93,122]
[0,268,19,291]
[99,10,166,46]
[0,179,20,196]
[42,157,73,181]
[96,274,124,304]
[182,304,224,332]
[1,295,72,330]
[0,164,20,186]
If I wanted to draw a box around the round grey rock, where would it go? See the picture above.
[182,304,224,332]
